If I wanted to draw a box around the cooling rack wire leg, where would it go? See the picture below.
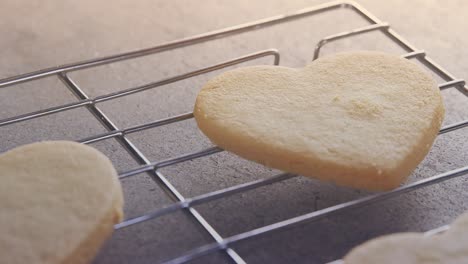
[312,23,390,60]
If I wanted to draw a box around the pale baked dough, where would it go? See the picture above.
[194,51,444,191]
[0,141,124,264]
[344,212,468,263]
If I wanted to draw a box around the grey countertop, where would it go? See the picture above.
[1,1,468,263]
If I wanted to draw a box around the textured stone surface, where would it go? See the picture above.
[1,1,467,263]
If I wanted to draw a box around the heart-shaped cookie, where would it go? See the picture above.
[344,212,468,263]
[194,51,444,191]
[0,141,123,264]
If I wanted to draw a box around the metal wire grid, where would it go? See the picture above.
[1,1,468,263]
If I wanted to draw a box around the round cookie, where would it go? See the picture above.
[0,141,124,264]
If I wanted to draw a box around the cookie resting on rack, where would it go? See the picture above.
[344,211,468,263]
[193,51,444,191]
[0,141,124,264]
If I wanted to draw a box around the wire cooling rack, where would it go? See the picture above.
[1,1,468,263]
